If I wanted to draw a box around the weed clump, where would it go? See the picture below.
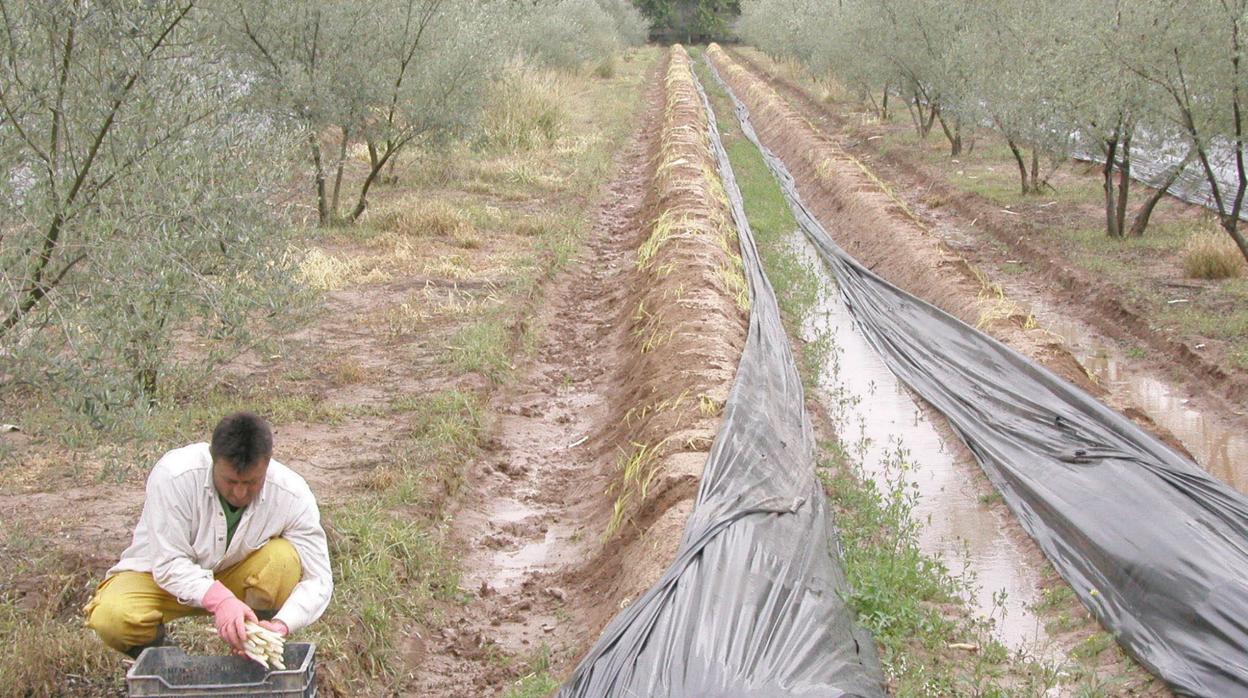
[1183,224,1245,279]
[477,61,568,152]
[297,248,367,291]
[593,54,618,79]
[372,198,472,240]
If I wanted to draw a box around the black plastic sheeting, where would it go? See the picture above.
[1070,132,1248,222]
[557,63,885,697]
[706,57,1248,698]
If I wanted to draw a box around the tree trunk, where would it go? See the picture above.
[1128,148,1195,237]
[384,152,399,185]
[1007,139,1029,194]
[881,85,889,121]
[348,139,395,223]
[1029,148,1040,193]
[1219,215,1248,265]
[923,102,938,139]
[1115,132,1132,235]
[1103,136,1121,237]
[309,133,329,226]
[911,97,934,139]
[865,89,881,118]
[330,125,349,219]
[937,112,961,156]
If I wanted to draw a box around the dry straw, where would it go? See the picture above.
[1184,221,1245,279]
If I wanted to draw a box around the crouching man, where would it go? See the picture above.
[84,412,332,658]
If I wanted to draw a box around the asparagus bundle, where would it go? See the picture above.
[242,621,286,670]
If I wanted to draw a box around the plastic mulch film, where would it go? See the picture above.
[705,57,1248,698]
[1071,132,1248,222]
[557,55,885,698]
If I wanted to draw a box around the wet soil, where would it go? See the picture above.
[403,48,750,695]
[725,48,1248,495]
[790,234,1051,653]
[709,46,1172,694]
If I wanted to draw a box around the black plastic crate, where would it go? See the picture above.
[125,642,316,697]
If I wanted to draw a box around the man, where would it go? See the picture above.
[84,412,332,658]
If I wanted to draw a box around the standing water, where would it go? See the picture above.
[1043,316,1248,493]
[791,233,1052,652]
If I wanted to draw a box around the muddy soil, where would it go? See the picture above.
[0,50,666,698]
[708,46,1171,695]
[405,48,750,695]
[725,48,1248,492]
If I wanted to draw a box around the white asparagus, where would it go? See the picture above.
[242,621,287,670]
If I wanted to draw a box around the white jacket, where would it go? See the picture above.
[109,443,333,633]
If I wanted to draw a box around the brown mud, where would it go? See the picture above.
[708,45,1171,695]
[725,47,1248,492]
[404,46,749,695]
[0,49,667,697]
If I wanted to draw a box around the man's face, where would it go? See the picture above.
[212,457,270,508]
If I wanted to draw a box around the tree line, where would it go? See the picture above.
[738,0,1248,264]
[0,0,646,425]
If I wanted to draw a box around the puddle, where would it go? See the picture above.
[792,233,1050,652]
[1044,317,1248,493]
[466,497,565,593]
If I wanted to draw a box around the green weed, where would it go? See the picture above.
[447,319,512,382]
[504,645,561,698]
[606,439,668,538]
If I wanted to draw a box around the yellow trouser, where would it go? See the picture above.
[84,538,301,652]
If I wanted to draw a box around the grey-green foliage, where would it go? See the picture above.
[1118,1,1248,257]
[222,0,511,224]
[513,0,649,73]
[0,1,302,424]
[737,0,1248,254]
[595,0,651,47]
[740,0,968,135]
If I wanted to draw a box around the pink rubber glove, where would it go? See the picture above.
[258,619,288,637]
[201,581,257,651]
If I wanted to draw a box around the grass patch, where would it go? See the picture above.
[606,439,667,538]
[0,603,119,697]
[370,198,474,240]
[978,491,1004,505]
[307,502,459,694]
[0,529,119,696]
[503,646,561,698]
[447,318,512,382]
[476,60,569,152]
[1232,344,1248,369]
[819,445,1068,695]
[1184,223,1246,279]
[297,248,379,291]
[1071,631,1115,661]
[1161,301,1248,338]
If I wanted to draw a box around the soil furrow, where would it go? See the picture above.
[407,45,751,695]
[707,44,1171,695]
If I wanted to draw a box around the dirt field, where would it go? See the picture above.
[3,40,1244,698]
[724,47,1248,448]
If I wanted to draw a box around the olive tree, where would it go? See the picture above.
[950,1,1074,194]
[739,0,892,115]
[514,0,648,72]
[1121,0,1248,262]
[0,1,300,419]
[223,0,509,225]
[1044,0,1191,238]
[740,0,969,151]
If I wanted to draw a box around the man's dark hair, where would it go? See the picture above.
[209,412,273,472]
